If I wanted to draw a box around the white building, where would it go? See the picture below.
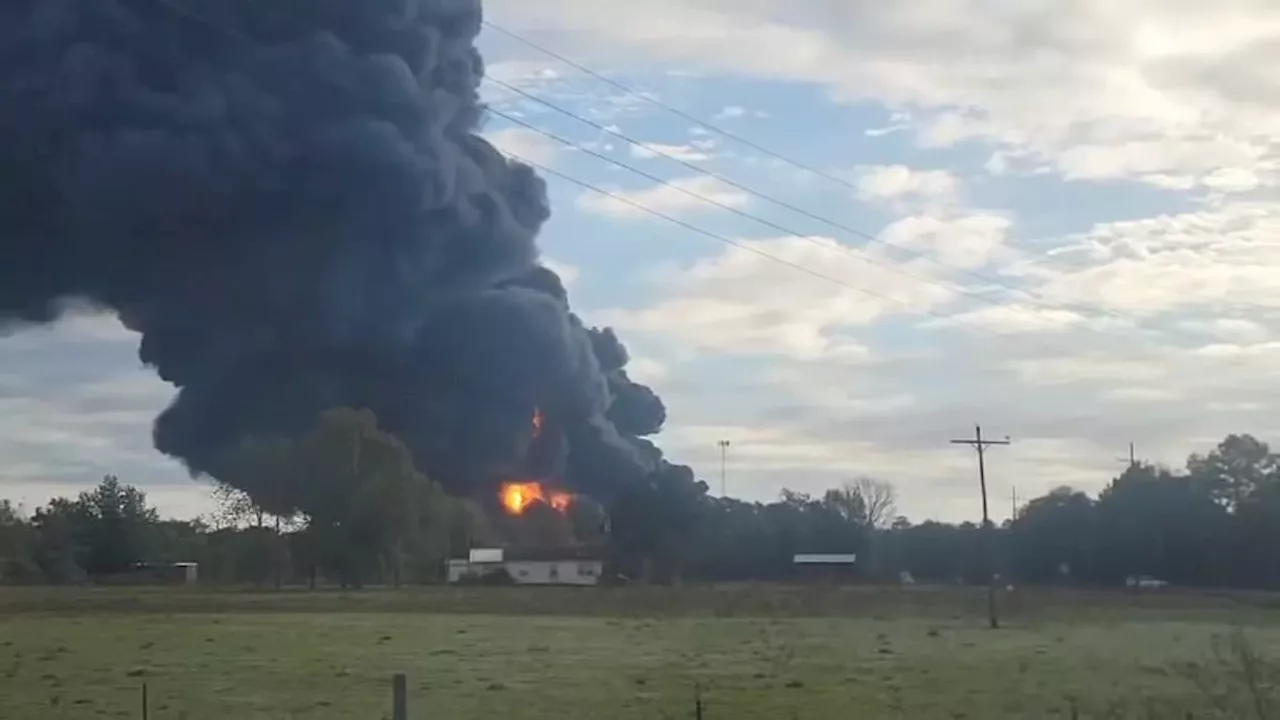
[446,548,604,586]
[791,553,858,582]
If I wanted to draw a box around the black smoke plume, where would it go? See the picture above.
[0,0,680,502]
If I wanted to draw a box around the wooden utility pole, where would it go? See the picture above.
[1117,442,1137,468]
[392,673,408,720]
[951,424,1011,630]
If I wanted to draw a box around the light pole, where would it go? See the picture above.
[717,439,731,497]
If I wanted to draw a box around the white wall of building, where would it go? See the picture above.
[504,560,601,586]
[446,559,603,586]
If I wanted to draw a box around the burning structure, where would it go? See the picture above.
[0,0,696,518]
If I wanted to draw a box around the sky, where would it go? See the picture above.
[4,0,1280,523]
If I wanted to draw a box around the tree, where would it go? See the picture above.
[72,476,161,576]
[1187,434,1278,511]
[882,520,987,585]
[20,477,162,582]
[850,477,899,529]
[207,481,259,531]
[12,430,1280,592]
[0,500,34,581]
[610,462,708,584]
[1093,463,1229,586]
[286,408,446,588]
[28,497,86,583]
[1009,486,1095,583]
[1235,479,1280,588]
[821,486,868,526]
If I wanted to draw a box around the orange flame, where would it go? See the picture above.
[500,481,572,516]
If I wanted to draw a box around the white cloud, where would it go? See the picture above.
[541,258,581,288]
[866,123,909,138]
[1191,341,1280,359]
[485,127,561,166]
[1104,386,1182,403]
[1177,318,1268,343]
[854,165,960,208]
[473,0,1280,520]
[1008,355,1168,387]
[1009,202,1280,316]
[630,142,713,162]
[1055,137,1267,190]
[625,356,669,383]
[484,61,563,89]
[879,213,1012,269]
[601,234,954,359]
[485,0,1280,189]
[1,309,136,350]
[926,305,1092,335]
[713,105,746,120]
[576,175,750,219]
[2,479,213,521]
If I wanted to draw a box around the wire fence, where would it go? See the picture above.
[129,675,412,720]
[100,674,1250,720]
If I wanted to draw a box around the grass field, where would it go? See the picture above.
[2,585,1278,719]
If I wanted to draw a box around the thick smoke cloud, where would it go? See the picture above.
[0,0,676,500]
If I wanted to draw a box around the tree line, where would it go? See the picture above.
[3,420,1279,590]
[689,433,1280,590]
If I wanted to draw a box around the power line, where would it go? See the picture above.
[503,149,1115,358]
[485,105,1111,332]
[480,20,1145,326]
[482,19,856,189]
[502,151,955,319]
[143,1,1254,353]
[140,1,1258,370]
[139,0,1094,355]
[486,74,1131,325]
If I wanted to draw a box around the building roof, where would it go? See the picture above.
[793,553,858,565]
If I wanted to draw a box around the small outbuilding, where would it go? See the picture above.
[791,553,858,583]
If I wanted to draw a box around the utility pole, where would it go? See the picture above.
[1011,487,1018,521]
[1116,442,1137,468]
[951,424,1011,630]
[717,440,731,497]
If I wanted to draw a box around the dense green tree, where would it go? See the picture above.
[219,408,451,588]
[1093,463,1230,586]
[1008,487,1096,583]
[1186,434,1278,511]
[0,500,34,581]
[610,463,709,584]
[71,476,161,576]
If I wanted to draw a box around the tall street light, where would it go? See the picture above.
[717,439,731,497]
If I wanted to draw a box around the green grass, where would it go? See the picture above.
[2,586,1278,719]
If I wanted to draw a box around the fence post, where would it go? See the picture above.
[141,682,148,720]
[392,672,408,720]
